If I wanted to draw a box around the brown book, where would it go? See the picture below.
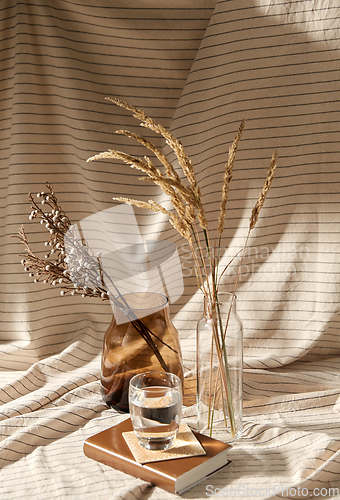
[83,418,232,495]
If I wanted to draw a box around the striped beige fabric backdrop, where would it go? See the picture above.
[1,1,340,498]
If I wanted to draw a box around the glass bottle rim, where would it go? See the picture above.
[115,291,169,312]
[204,291,237,304]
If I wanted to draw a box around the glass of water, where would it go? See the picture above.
[129,371,183,451]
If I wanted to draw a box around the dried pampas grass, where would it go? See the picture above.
[88,98,277,295]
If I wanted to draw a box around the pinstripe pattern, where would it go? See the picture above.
[1,0,340,498]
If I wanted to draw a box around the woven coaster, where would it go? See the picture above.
[123,423,206,464]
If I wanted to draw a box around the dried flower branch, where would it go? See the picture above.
[116,129,182,183]
[100,97,208,230]
[217,119,245,235]
[88,98,277,304]
[250,151,278,230]
[13,183,109,300]
[105,97,198,190]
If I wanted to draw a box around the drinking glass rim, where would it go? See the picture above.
[129,371,182,391]
[115,292,169,312]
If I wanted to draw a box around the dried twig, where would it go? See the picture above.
[250,151,278,230]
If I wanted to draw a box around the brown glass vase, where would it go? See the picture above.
[101,292,184,413]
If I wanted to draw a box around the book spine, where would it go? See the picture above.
[83,442,177,495]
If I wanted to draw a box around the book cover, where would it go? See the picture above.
[83,418,232,495]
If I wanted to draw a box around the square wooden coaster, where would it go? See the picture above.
[123,423,206,464]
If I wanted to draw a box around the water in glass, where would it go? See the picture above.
[129,372,182,450]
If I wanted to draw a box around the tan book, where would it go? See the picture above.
[83,418,232,495]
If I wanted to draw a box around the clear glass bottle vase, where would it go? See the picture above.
[101,292,184,413]
[196,291,243,440]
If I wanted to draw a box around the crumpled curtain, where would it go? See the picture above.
[1,0,216,368]
[1,1,340,499]
[171,0,340,369]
